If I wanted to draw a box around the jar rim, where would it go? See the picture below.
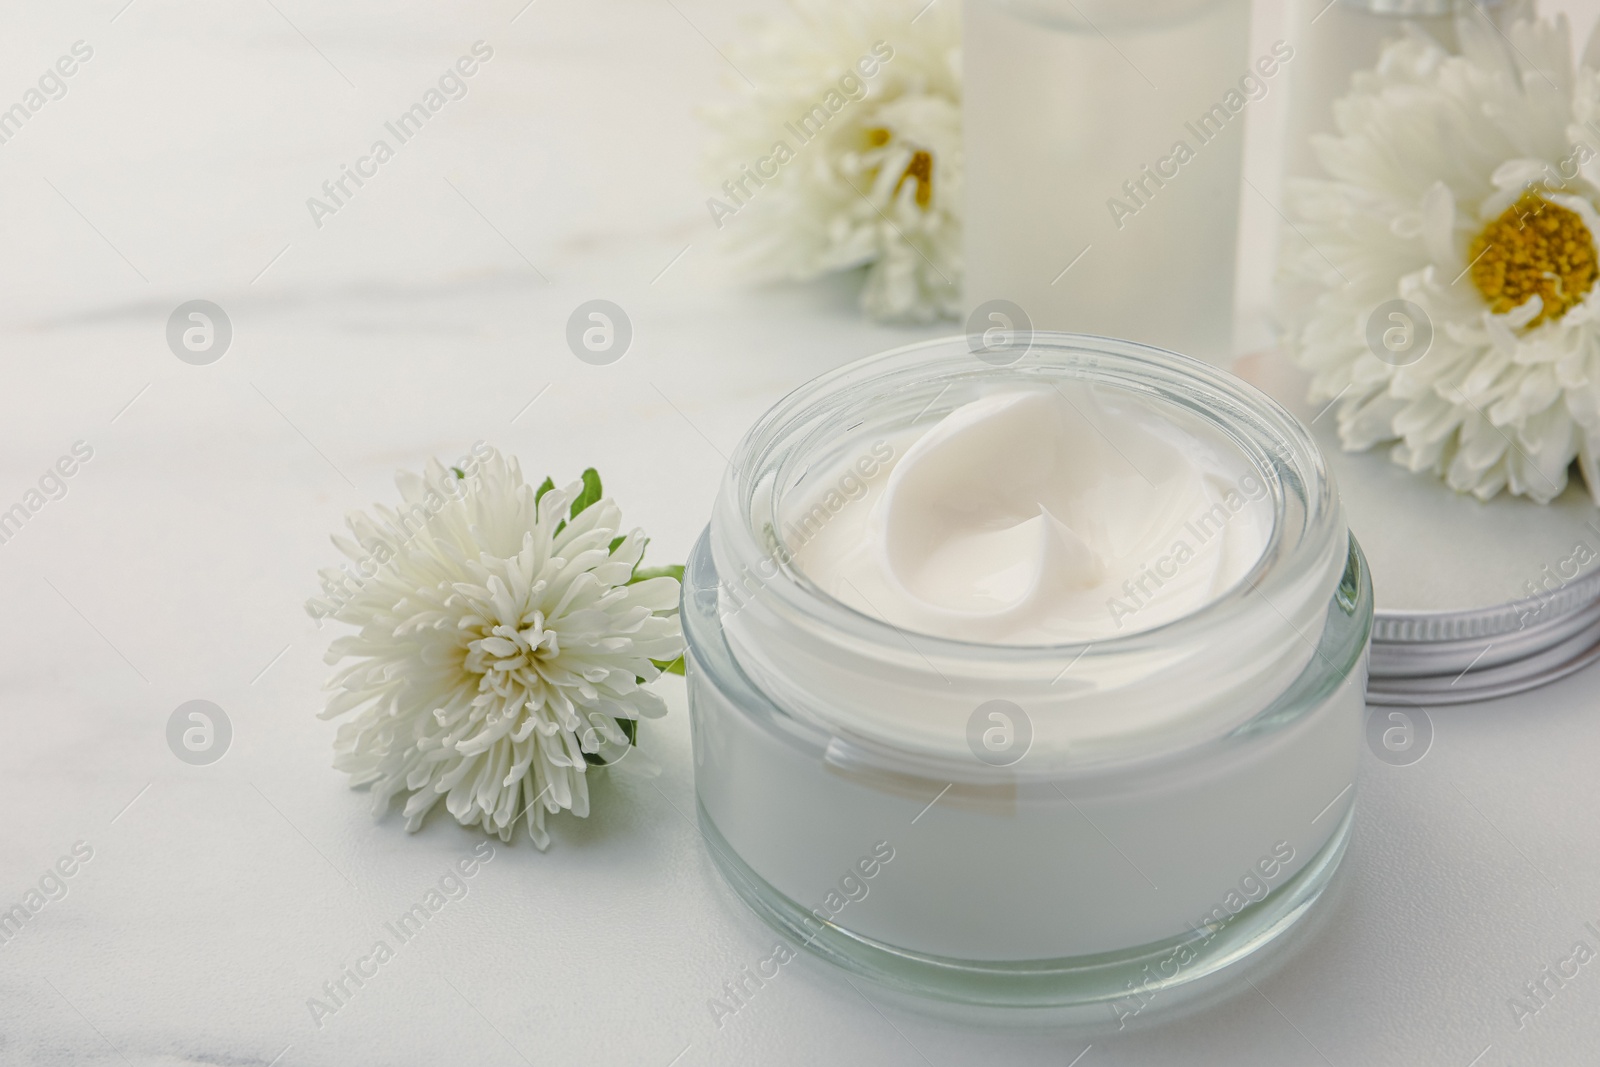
[715,332,1343,664]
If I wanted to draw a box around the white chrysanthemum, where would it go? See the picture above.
[306,450,684,848]
[1283,2,1600,503]
[704,0,962,322]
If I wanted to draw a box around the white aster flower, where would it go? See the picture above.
[704,0,962,323]
[1282,2,1600,503]
[306,450,684,848]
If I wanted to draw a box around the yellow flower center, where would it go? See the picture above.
[1468,193,1598,328]
[862,128,934,210]
[893,150,934,209]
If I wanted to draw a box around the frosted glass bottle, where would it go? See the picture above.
[964,0,1253,365]
[1284,0,1460,182]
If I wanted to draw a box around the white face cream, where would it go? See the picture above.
[686,336,1371,1021]
[791,386,1273,644]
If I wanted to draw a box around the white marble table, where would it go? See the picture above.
[4,1,1599,1064]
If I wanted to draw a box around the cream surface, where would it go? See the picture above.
[789,387,1274,643]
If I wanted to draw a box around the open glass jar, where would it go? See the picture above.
[683,334,1372,1024]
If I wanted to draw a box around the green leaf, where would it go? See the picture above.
[608,535,626,554]
[630,564,684,585]
[449,466,466,479]
[651,655,686,676]
[534,476,555,507]
[570,468,602,518]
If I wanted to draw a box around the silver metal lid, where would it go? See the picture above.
[1371,595,1600,677]
[1367,607,1600,705]
[1374,568,1600,645]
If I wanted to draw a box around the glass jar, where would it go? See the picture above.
[683,333,1372,1024]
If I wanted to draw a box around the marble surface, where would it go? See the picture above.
[4,1,1600,1064]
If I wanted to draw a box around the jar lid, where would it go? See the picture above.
[1323,437,1600,645]
[1368,609,1600,705]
